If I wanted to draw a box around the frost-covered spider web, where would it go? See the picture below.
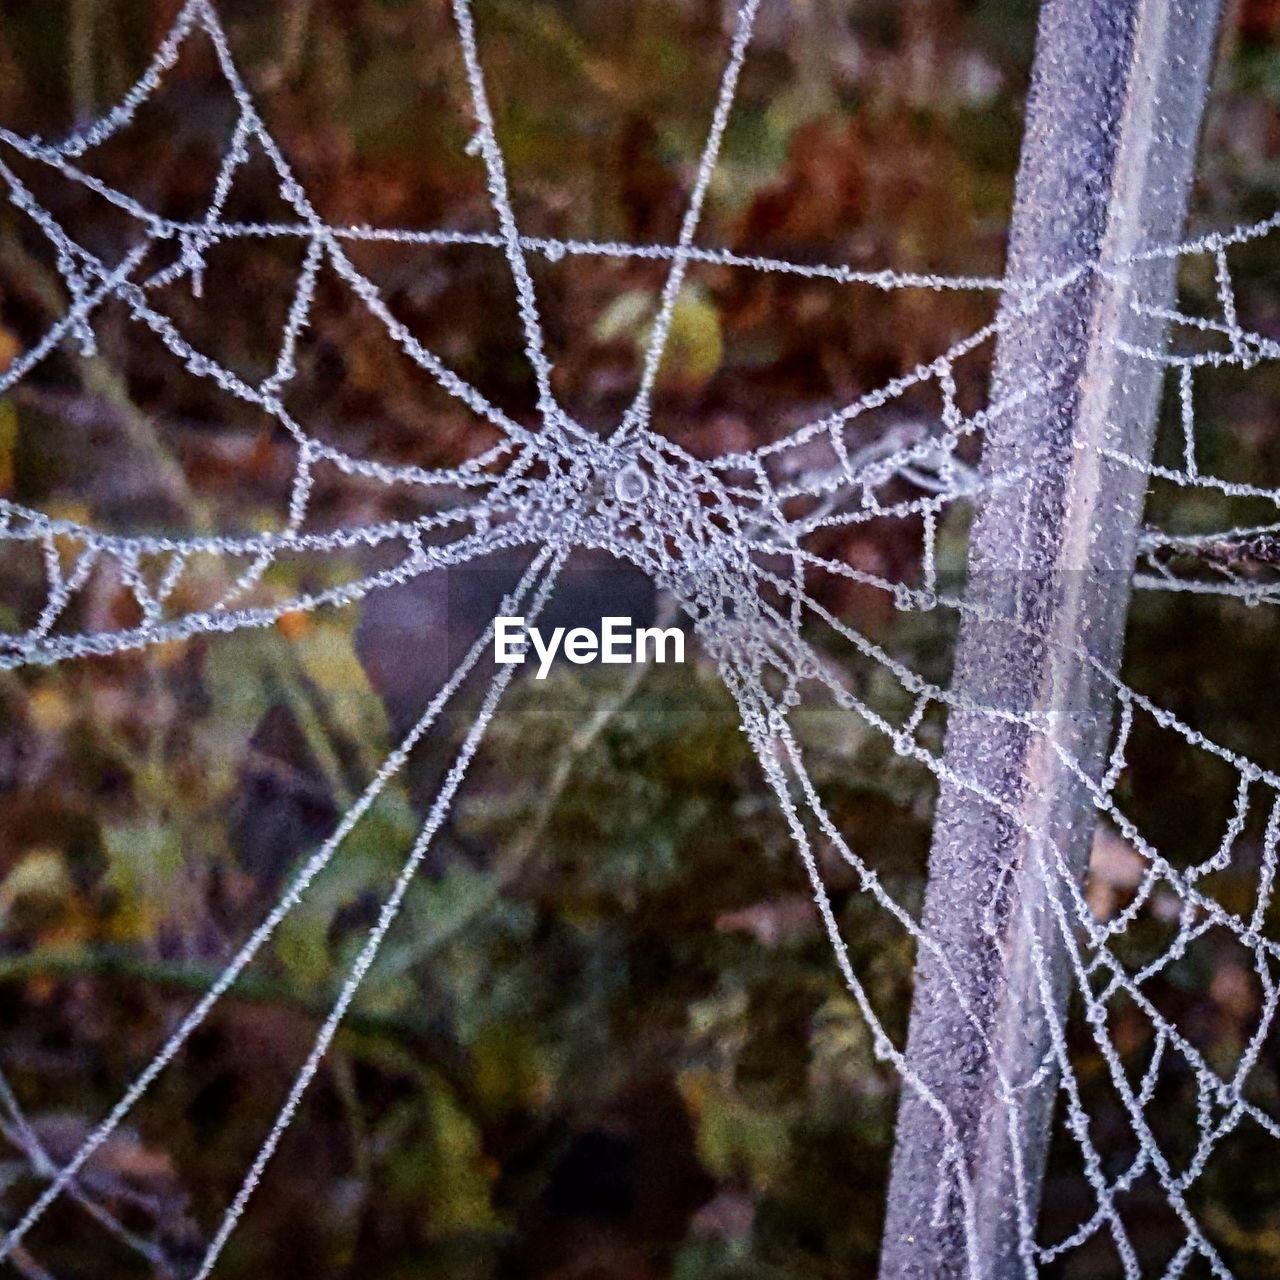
[3,0,1280,1276]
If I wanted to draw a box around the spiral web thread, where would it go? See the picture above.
[1,0,1280,1275]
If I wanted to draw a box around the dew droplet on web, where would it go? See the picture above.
[614,462,650,504]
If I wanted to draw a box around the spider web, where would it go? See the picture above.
[1,0,1279,1275]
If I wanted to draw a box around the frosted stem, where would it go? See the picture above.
[880,2,1224,1276]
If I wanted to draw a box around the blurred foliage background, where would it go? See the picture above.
[2,1,1280,1276]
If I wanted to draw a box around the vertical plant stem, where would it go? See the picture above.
[879,2,1223,1276]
